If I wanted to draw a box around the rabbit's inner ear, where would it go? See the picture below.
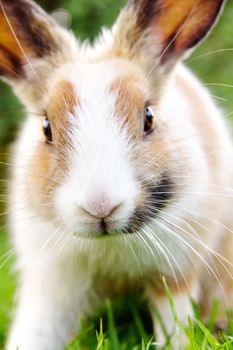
[0,0,61,80]
[113,0,225,65]
[151,0,225,61]
[0,7,27,78]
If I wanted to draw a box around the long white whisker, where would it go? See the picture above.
[156,219,230,310]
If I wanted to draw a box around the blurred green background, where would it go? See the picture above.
[0,0,233,348]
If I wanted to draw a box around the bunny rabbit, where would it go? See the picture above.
[0,0,232,349]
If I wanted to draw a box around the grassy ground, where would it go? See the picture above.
[65,288,233,350]
[0,231,233,350]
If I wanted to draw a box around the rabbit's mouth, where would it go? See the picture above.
[72,175,175,238]
[72,217,129,238]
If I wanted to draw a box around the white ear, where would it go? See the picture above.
[112,0,226,67]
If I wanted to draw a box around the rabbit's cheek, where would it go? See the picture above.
[125,175,175,233]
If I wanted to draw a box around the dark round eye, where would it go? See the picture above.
[42,118,53,143]
[144,107,155,134]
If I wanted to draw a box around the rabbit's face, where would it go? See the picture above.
[20,57,189,239]
[0,0,225,239]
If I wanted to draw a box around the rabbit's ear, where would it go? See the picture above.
[113,0,225,67]
[0,0,69,80]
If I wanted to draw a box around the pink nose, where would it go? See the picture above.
[81,201,122,219]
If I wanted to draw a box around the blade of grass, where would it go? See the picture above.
[106,300,119,350]
[96,319,107,350]
[206,300,219,333]
[195,318,219,348]
[162,276,178,324]
[184,316,199,350]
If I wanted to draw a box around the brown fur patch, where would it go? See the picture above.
[48,80,77,121]
[26,141,57,219]
[48,80,78,147]
[27,80,78,215]
[109,76,144,139]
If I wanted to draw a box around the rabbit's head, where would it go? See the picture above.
[0,0,225,241]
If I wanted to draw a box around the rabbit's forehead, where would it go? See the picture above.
[47,61,145,133]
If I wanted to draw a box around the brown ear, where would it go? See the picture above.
[0,0,62,79]
[114,0,226,64]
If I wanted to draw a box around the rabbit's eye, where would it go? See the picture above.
[144,107,155,134]
[42,118,53,143]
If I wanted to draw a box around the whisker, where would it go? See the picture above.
[187,48,233,63]
[143,225,183,290]
[156,217,231,310]
[161,210,233,278]
[202,83,233,89]
[0,249,15,270]
[209,94,228,102]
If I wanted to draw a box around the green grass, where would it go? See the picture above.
[0,231,232,350]
[0,232,16,348]
[65,292,233,349]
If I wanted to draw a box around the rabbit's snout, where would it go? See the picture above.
[78,197,124,234]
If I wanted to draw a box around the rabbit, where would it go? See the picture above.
[0,0,232,349]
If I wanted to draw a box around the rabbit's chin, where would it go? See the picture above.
[60,218,132,239]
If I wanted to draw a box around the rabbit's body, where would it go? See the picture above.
[0,0,232,349]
